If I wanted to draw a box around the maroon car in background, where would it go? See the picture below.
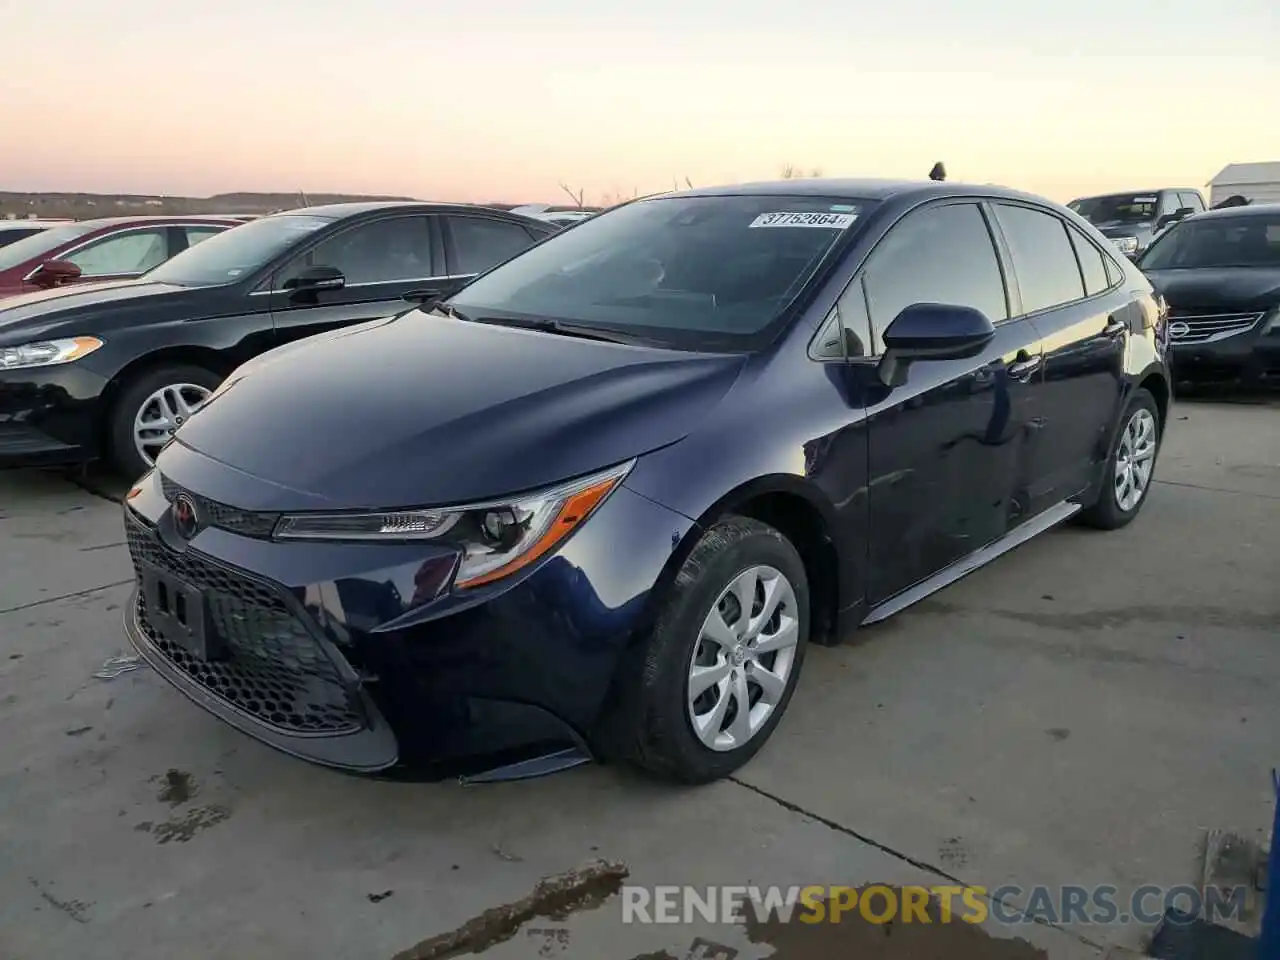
[0,215,244,299]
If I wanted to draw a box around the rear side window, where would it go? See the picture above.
[447,216,538,275]
[1067,226,1109,296]
[862,202,1008,352]
[993,204,1085,314]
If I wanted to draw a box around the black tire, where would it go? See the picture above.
[107,364,223,480]
[1078,387,1162,530]
[618,515,810,784]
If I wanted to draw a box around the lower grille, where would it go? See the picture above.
[125,514,363,736]
[1166,311,1262,345]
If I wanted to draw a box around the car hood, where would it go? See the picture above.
[0,279,195,342]
[1143,267,1280,314]
[166,313,746,510]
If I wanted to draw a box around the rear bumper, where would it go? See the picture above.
[119,459,696,776]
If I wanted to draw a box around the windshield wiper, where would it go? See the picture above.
[459,314,653,346]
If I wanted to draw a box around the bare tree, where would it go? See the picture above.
[779,165,821,179]
[558,182,586,209]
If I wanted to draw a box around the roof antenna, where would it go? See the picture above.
[929,162,947,182]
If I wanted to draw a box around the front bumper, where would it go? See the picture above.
[0,365,107,467]
[1170,329,1280,390]
[120,458,696,776]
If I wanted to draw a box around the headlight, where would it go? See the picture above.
[1262,307,1280,335]
[0,336,103,371]
[1111,236,1139,256]
[273,460,634,588]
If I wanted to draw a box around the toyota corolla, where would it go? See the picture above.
[121,179,1172,784]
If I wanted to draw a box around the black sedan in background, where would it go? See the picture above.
[0,202,556,477]
[1137,204,1280,390]
[121,179,1172,784]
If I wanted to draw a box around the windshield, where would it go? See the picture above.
[447,194,871,351]
[1068,194,1159,225]
[1140,214,1280,270]
[0,223,98,271]
[144,214,331,286]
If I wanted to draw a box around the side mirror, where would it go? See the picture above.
[30,259,82,289]
[877,303,995,387]
[1156,208,1195,230]
[284,265,345,293]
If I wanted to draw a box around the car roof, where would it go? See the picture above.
[47,214,245,230]
[1070,188,1198,201]
[275,199,555,227]
[1183,202,1280,222]
[662,178,1057,206]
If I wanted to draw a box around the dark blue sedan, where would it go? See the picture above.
[120,179,1173,783]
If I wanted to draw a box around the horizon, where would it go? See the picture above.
[5,0,1278,207]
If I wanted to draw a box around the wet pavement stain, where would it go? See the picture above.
[391,859,628,960]
[742,888,1050,959]
[28,877,91,924]
[135,804,231,844]
[151,768,197,805]
[938,837,971,867]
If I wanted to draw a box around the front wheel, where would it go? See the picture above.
[107,364,223,480]
[1078,387,1161,530]
[618,515,810,784]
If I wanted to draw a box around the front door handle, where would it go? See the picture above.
[1008,355,1043,381]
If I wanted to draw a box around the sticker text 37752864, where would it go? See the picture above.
[749,212,858,230]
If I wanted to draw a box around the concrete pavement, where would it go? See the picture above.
[1,400,1276,959]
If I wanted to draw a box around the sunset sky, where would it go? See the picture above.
[5,0,1278,205]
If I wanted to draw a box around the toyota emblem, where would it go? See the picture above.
[1168,321,1190,340]
[172,493,200,540]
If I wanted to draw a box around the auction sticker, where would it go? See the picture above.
[749,211,857,229]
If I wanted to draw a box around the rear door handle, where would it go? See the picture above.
[1008,355,1043,381]
[1103,317,1127,336]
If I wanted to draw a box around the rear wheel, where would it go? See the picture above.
[107,365,222,480]
[618,515,809,784]
[1078,387,1161,530]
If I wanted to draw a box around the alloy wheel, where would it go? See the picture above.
[687,564,800,752]
[133,383,212,467]
[1114,408,1157,512]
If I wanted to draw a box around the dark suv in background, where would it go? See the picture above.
[1069,188,1206,260]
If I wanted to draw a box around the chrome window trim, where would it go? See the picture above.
[20,221,233,282]
[249,273,477,297]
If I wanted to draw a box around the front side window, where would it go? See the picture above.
[64,229,169,277]
[447,194,871,351]
[1139,214,1280,270]
[1178,192,1205,214]
[278,216,435,287]
[861,202,1007,352]
[448,216,540,275]
[993,204,1085,314]
[146,214,331,286]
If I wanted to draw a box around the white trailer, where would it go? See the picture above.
[1208,161,1280,207]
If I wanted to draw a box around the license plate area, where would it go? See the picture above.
[140,564,226,661]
